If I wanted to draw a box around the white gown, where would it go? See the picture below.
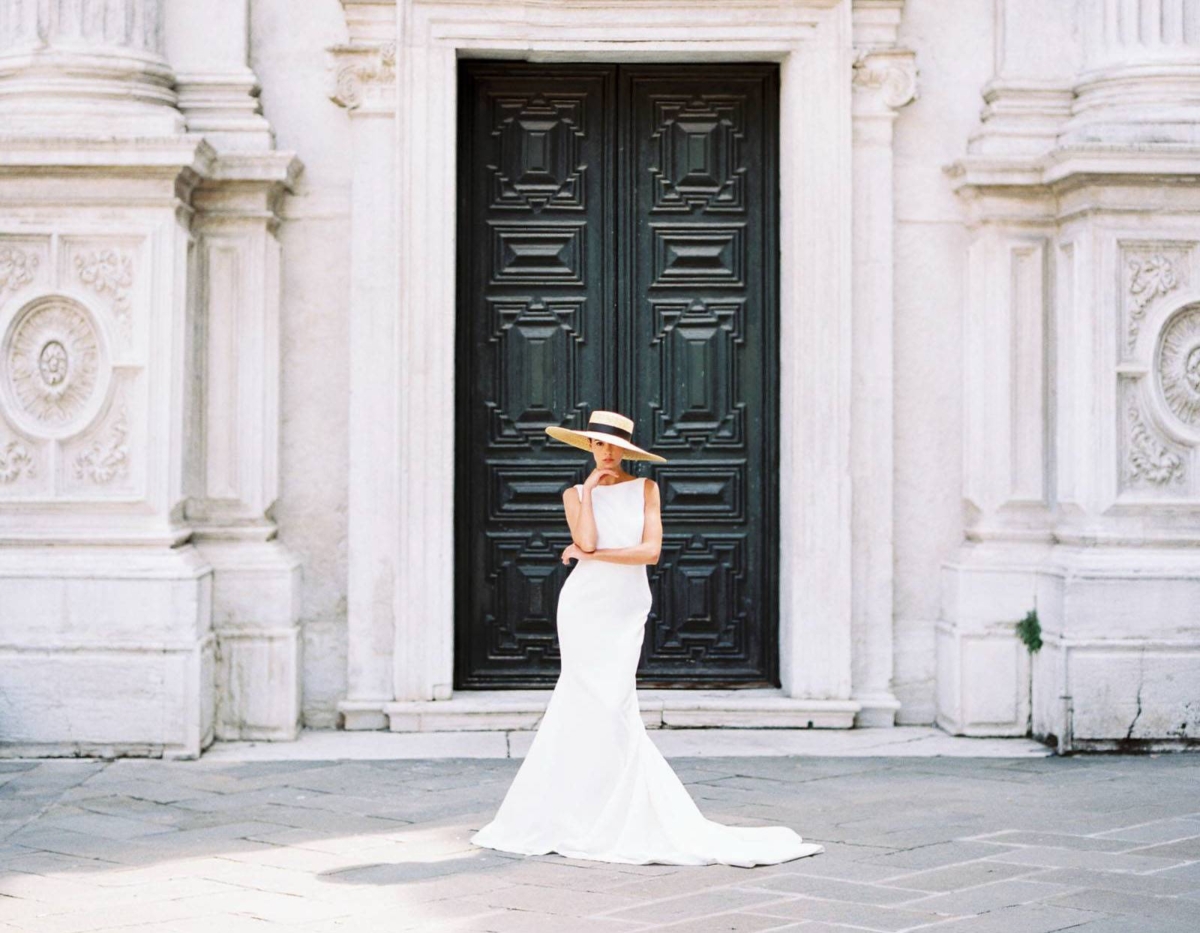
[470,476,824,868]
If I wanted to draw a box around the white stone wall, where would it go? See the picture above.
[249,0,354,729]
[892,0,994,724]
[8,0,1192,749]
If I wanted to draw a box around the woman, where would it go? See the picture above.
[470,410,824,867]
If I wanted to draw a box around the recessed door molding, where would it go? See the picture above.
[336,0,883,730]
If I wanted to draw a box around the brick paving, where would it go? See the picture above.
[1,751,1198,931]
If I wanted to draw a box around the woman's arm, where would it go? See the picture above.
[588,480,662,566]
[562,485,598,553]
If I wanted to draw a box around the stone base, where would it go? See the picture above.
[936,541,1044,737]
[193,540,303,742]
[378,689,861,733]
[939,541,1200,750]
[935,618,1032,737]
[0,545,215,759]
[337,700,390,731]
[852,693,903,728]
[1031,546,1200,753]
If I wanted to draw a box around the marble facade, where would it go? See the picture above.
[0,0,1195,757]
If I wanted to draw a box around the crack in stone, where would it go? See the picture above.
[1125,652,1146,742]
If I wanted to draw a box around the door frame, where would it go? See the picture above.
[341,0,858,714]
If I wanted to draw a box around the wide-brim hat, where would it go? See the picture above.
[545,410,667,463]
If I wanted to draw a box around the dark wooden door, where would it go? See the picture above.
[455,61,779,689]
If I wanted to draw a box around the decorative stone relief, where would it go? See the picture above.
[73,248,134,341]
[72,402,129,485]
[852,48,919,111]
[0,245,38,299]
[1124,247,1187,354]
[3,297,104,437]
[0,437,34,484]
[1123,393,1186,488]
[1158,305,1200,429]
[328,42,396,112]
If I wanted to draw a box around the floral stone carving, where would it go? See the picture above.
[3,297,104,437]
[0,245,39,298]
[1126,251,1183,353]
[0,438,34,483]
[74,248,133,339]
[73,403,129,485]
[1124,394,1186,487]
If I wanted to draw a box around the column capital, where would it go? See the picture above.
[327,40,396,113]
[852,46,918,113]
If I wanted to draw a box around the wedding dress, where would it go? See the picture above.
[470,476,824,868]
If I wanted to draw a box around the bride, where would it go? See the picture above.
[470,410,824,867]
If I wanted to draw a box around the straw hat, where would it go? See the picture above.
[545,410,667,463]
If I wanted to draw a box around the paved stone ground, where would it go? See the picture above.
[1,753,1198,932]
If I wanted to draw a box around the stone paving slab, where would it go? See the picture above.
[0,754,1196,932]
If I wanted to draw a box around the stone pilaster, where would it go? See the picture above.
[849,0,916,727]
[187,152,304,743]
[162,0,305,740]
[328,0,402,728]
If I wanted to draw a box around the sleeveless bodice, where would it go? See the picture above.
[574,477,646,549]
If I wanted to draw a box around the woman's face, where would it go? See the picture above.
[590,438,624,469]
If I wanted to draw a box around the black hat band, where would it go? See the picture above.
[586,421,633,442]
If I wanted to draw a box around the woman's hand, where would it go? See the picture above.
[582,466,620,492]
[561,543,592,565]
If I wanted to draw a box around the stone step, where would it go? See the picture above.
[369,689,863,732]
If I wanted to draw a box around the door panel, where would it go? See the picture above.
[622,67,779,686]
[456,61,779,689]
[455,63,616,689]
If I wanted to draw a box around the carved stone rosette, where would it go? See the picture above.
[2,295,108,440]
[1158,304,1200,432]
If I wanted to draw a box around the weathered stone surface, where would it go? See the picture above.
[0,753,1195,931]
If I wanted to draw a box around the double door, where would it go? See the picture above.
[455,61,780,688]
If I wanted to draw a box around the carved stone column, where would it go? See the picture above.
[0,0,183,135]
[943,0,1200,750]
[163,0,274,151]
[328,0,403,727]
[1065,0,1200,145]
[966,0,1078,156]
[849,0,916,727]
[0,0,302,756]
